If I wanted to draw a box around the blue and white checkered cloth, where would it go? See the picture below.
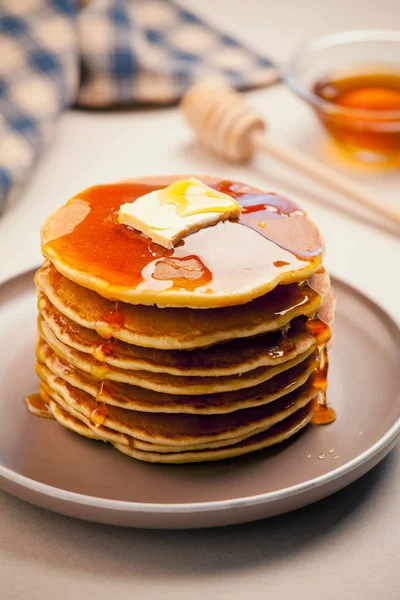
[0,0,279,212]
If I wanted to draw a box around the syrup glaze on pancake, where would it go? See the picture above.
[35,263,324,349]
[41,176,324,308]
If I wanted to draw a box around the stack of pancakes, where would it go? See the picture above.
[33,176,334,463]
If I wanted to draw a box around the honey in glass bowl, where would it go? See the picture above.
[312,69,400,163]
[287,31,400,165]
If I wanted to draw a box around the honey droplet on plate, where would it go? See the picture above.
[312,406,336,425]
[318,453,326,460]
[24,393,54,419]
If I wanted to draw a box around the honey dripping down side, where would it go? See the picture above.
[96,301,125,339]
[92,302,119,426]
[93,339,115,363]
[305,316,336,425]
[313,70,400,160]
[90,377,109,428]
[90,333,113,427]
[42,179,323,298]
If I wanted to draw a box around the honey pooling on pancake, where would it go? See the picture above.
[151,255,212,291]
[29,176,334,463]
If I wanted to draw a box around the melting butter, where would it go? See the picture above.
[118,178,241,249]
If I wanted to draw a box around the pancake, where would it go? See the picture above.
[42,383,307,452]
[113,406,313,463]
[35,263,324,349]
[36,346,319,414]
[38,367,317,446]
[39,292,317,376]
[38,318,317,394]
[40,385,130,446]
[51,401,106,442]
[40,176,324,308]
[48,393,313,463]
[47,389,314,454]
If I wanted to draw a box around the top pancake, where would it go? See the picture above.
[41,176,325,308]
[35,263,326,349]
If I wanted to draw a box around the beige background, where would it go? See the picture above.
[1,0,399,598]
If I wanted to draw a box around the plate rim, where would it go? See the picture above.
[1,267,399,515]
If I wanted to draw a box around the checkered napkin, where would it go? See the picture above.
[0,0,279,212]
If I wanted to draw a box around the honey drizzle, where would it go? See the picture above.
[305,316,332,345]
[90,401,109,428]
[24,393,54,419]
[90,338,111,428]
[93,339,114,363]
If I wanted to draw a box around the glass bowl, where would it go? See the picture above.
[286,30,400,164]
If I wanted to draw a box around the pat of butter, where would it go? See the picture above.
[118,178,241,249]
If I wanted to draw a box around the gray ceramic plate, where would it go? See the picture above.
[0,269,399,529]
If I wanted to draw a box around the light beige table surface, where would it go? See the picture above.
[1,1,399,598]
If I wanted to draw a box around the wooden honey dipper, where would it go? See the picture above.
[181,80,400,229]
